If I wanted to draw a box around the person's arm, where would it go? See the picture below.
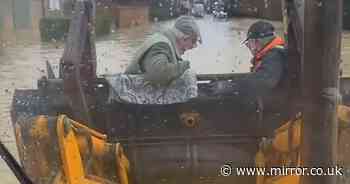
[142,42,190,85]
[238,50,285,96]
[211,49,285,97]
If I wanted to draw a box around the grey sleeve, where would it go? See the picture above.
[240,51,284,95]
[142,42,190,85]
[211,50,285,97]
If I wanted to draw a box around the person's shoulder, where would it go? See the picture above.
[148,42,172,54]
[270,46,286,54]
[260,48,286,69]
[143,41,172,59]
[147,32,172,48]
[265,47,287,60]
[148,31,171,43]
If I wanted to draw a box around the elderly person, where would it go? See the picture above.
[124,15,201,86]
[107,16,201,104]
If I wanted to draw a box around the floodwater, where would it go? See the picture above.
[0,15,350,183]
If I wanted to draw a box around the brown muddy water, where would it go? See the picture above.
[0,15,350,183]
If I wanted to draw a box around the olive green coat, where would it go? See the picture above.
[124,28,190,86]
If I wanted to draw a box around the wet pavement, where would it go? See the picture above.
[0,14,350,183]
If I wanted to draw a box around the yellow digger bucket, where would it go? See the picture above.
[13,115,131,184]
[255,105,350,184]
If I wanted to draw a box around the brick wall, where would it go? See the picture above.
[113,5,149,28]
[233,0,282,21]
[31,0,44,40]
[0,0,15,42]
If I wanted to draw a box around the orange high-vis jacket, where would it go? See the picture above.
[251,36,285,72]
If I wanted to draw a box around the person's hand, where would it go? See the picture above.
[181,60,191,70]
[207,80,234,96]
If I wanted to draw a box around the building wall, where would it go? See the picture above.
[0,0,44,43]
[31,0,44,40]
[14,0,43,42]
[232,0,282,21]
[234,0,259,17]
[258,0,283,21]
[0,0,16,43]
[13,0,32,29]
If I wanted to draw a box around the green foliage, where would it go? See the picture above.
[39,10,113,42]
[95,8,113,36]
[39,17,70,42]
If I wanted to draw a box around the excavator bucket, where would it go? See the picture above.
[255,105,350,184]
[13,115,130,184]
[9,0,350,184]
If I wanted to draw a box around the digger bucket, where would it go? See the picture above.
[12,115,130,184]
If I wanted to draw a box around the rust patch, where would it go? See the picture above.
[30,115,50,139]
[179,112,201,128]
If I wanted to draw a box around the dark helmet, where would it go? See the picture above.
[242,21,275,44]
